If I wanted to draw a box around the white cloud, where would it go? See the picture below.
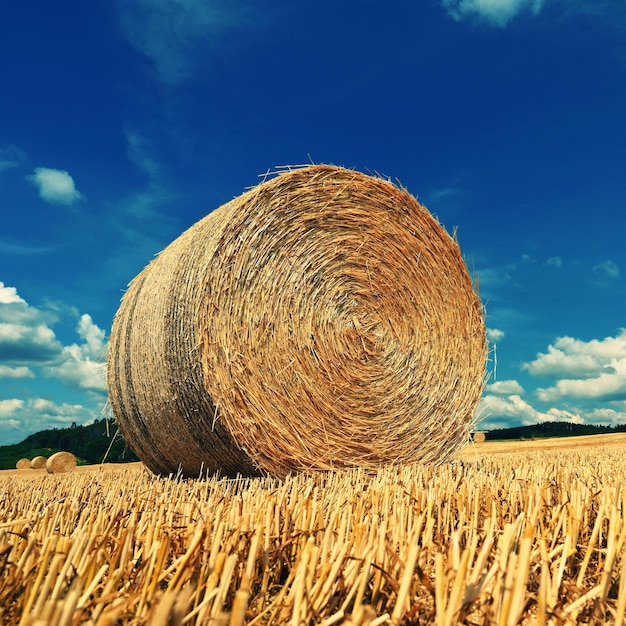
[543,408,584,424]
[0,144,26,172]
[0,398,24,417]
[28,167,84,206]
[582,407,626,427]
[522,346,603,380]
[78,314,107,360]
[486,379,524,395]
[0,366,35,379]
[0,398,96,442]
[486,327,505,342]
[482,330,626,429]
[43,314,107,393]
[0,321,62,363]
[480,393,552,424]
[523,330,626,380]
[441,0,544,27]
[480,393,585,427]
[118,0,249,84]
[536,358,626,402]
[593,260,620,279]
[45,346,107,393]
[0,283,109,444]
[519,329,626,404]
[0,281,27,304]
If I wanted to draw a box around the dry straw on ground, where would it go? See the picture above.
[46,451,77,474]
[15,458,30,470]
[2,440,626,625]
[30,455,47,469]
[108,164,487,478]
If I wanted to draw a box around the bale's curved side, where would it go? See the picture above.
[108,165,487,478]
[107,204,261,478]
[30,456,47,469]
[46,451,77,474]
[16,458,31,469]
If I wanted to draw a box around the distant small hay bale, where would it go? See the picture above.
[473,432,486,443]
[30,456,47,469]
[16,458,31,469]
[46,451,77,474]
[108,165,487,479]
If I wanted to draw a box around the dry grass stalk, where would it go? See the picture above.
[1,441,626,624]
[15,458,31,470]
[45,451,77,474]
[30,456,47,469]
[107,164,487,478]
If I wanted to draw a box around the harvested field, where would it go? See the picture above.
[1,434,625,624]
[462,431,626,456]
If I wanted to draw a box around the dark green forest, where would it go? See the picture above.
[0,420,138,470]
[482,421,626,441]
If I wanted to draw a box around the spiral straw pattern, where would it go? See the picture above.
[46,451,77,474]
[107,165,487,478]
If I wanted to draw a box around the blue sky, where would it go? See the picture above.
[1,0,625,445]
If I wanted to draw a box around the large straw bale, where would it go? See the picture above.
[30,455,47,469]
[16,458,31,469]
[46,451,77,474]
[107,165,487,478]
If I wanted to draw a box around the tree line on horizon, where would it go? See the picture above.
[1,419,625,471]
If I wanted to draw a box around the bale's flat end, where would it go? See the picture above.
[108,165,487,479]
[46,451,77,474]
[30,455,47,469]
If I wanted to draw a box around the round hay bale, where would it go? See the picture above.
[16,458,31,469]
[108,165,487,479]
[46,451,77,474]
[30,455,47,469]
[472,431,486,443]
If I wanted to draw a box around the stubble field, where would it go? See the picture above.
[1,433,626,625]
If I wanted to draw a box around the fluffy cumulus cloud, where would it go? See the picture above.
[523,330,626,382]
[479,393,584,427]
[0,282,26,305]
[441,0,545,27]
[44,314,107,393]
[0,366,35,379]
[0,398,24,417]
[0,398,96,440]
[0,298,62,364]
[27,167,84,206]
[118,0,249,83]
[0,281,108,444]
[486,379,524,395]
[535,358,626,402]
[481,329,626,429]
[486,327,505,342]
